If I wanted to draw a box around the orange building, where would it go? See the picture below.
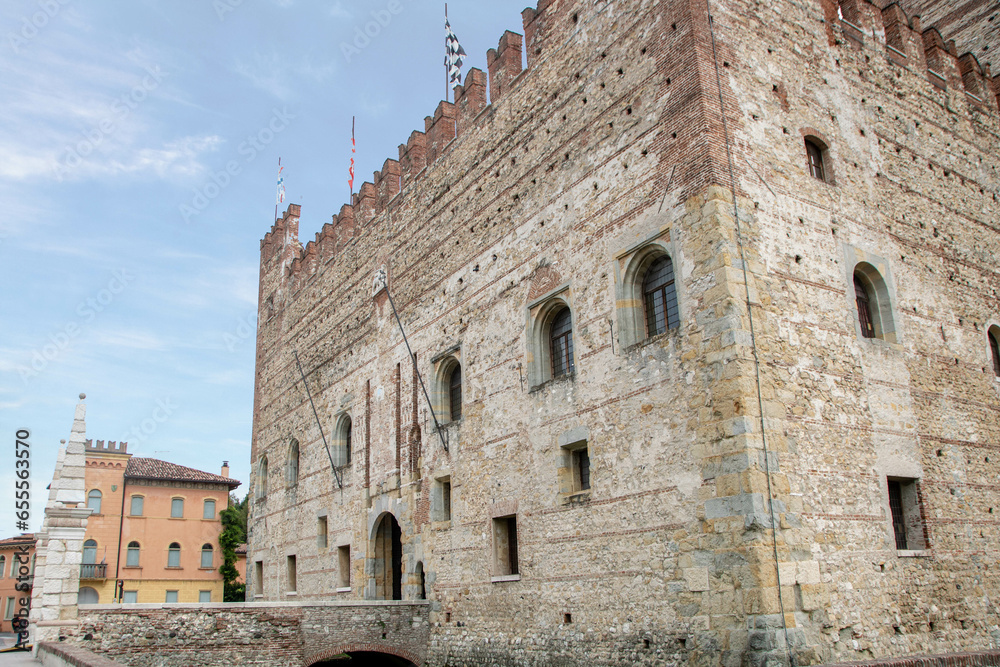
[80,440,240,604]
[0,534,34,633]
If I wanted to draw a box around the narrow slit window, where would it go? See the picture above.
[449,365,463,421]
[989,328,1000,377]
[888,480,907,549]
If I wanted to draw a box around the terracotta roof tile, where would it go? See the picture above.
[125,457,241,488]
[0,534,35,549]
[235,543,248,555]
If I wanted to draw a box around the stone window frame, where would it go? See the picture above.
[253,560,264,598]
[987,323,1000,380]
[336,545,351,591]
[556,426,592,504]
[491,514,520,581]
[256,455,269,501]
[843,246,901,346]
[286,554,298,594]
[882,476,930,556]
[285,438,300,487]
[431,346,463,424]
[801,127,837,185]
[333,413,353,468]
[317,513,329,549]
[614,232,683,350]
[526,285,576,389]
[431,474,453,525]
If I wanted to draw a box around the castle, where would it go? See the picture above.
[248,0,1000,665]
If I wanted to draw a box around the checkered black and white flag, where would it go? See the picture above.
[445,17,466,90]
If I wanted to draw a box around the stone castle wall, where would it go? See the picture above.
[249,0,1000,665]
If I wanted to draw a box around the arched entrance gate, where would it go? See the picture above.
[372,512,402,600]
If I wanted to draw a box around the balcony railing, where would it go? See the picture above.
[80,563,107,579]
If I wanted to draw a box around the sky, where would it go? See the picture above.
[0,0,530,536]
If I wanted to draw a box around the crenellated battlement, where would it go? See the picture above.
[259,0,999,294]
[84,439,129,454]
[829,0,998,107]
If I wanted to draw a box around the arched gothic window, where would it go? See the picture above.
[642,255,679,337]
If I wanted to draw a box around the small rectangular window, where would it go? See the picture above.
[317,516,328,548]
[123,590,138,603]
[887,477,926,551]
[806,139,826,182]
[199,590,211,603]
[203,499,216,520]
[130,496,144,516]
[4,597,14,619]
[574,448,591,491]
[433,477,453,522]
[492,515,519,577]
[171,498,184,518]
[165,590,178,603]
[286,555,297,593]
[254,561,264,597]
[338,546,351,589]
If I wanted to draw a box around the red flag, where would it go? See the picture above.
[348,117,355,196]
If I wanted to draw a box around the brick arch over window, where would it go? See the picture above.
[618,243,680,348]
[852,262,897,342]
[988,325,1000,377]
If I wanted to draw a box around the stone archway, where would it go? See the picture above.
[372,513,402,601]
[310,649,417,666]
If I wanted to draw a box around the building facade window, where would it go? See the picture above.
[165,590,178,603]
[334,416,353,467]
[170,498,184,518]
[560,439,591,499]
[448,364,463,421]
[286,555,297,593]
[87,489,102,514]
[201,544,213,568]
[167,543,181,568]
[851,261,898,343]
[254,561,264,597]
[83,539,97,565]
[0,556,5,579]
[492,515,519,578]
[642,255,679,337]
[317,516,328,549]
[286,439,299,486]
[123,590,138,603]
[78,587,99,605]
[199,590,211,602]
[550,307,575,379]
[203,499,216,520]
[855,274,875,338]
[989,326,1000,377]
[806,138,827,181]
[130,495,144,516]
[4,596,14,619]
[126,542,141,567]
[257,456,269,499]
[886,477,926,551]
[337,546,351,589]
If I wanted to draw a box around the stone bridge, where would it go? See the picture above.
[70,601,430,666]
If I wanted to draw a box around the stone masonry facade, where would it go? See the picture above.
[249,0,1000,665]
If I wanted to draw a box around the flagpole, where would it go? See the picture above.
[444,4,449,103]
[275,157,280,221]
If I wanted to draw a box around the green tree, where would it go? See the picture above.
[219,492,248,602]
